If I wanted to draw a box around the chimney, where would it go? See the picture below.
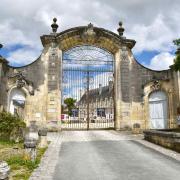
[109,80,113,93]
[99,84,102,95]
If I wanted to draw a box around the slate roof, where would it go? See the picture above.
[78,85,113,104]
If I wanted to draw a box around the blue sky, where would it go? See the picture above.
[0,0,179,70]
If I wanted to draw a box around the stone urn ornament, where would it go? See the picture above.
[38,127,48,136]
[24,138,37,149]
[0,161,10,180]
[24,137,37,161]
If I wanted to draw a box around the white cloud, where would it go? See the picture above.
[147,52,175,70]
[7,47,41,66]
[129,14,178,54]
[0,0,179,70]
[0,22,37,48]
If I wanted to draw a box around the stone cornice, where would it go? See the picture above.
[40,26,136,50]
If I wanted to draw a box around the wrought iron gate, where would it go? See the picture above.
[62,45,114,130]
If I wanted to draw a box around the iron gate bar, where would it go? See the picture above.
[87,70,90,130]
[63,69,113,72]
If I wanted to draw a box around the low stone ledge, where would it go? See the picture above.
[144,130,180,138]
[143,130,180,152]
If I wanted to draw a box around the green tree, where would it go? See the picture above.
[173,39,180,46]
[171,38,180,71]
[64,98,76,116]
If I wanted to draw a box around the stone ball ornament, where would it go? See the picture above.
[51,18,59,33]
[38,127,48,136]
[24,137,37,148]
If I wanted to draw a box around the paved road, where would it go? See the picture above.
[30,131,180,180]
[53,131,180,180]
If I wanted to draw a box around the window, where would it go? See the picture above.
[97,108,105,117]
[72,108,79,117]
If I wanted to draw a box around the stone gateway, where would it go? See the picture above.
[0,18,179,130]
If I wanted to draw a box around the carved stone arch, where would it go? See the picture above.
[40,23,136,130]
[7,85,29,115]
[41,25,135,54]
[147,88,168,99]
[143,80,176,129]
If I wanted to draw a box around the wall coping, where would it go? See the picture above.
[143,130,180,138]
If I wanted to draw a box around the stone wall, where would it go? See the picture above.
[144,130,180,152]
[118,46,176,130]
[4,47,48,126]
[0,57,9,111]
[0,24,179,131]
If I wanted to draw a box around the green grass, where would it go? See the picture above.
[0,140,48,179]
[8,147,47,179]
[0,139,23,148]
[13,172,31,180]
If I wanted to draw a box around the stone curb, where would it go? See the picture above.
[135,139,180,162]
[29,134,62,180]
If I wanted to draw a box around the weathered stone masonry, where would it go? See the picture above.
[0,19,179,130]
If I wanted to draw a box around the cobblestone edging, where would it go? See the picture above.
[29,133,62,180]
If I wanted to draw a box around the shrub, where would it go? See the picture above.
[0,111,26,141]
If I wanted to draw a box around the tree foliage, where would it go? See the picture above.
[64,98,76,116]
[0,111,26,141]
[171,38,180,72]
[173,39,180,46]
[172,54,180,71]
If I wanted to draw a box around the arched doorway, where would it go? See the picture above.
[149,91,168,129]
[61,45,114,130]
[8,88,26,118]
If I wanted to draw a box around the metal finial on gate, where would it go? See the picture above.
[117,21,125,37]
[51,18,59,33]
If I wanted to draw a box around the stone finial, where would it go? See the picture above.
[51,18,59,33]
[87,23,93,29]
[82,22,96,40]
[117,21,125,37]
